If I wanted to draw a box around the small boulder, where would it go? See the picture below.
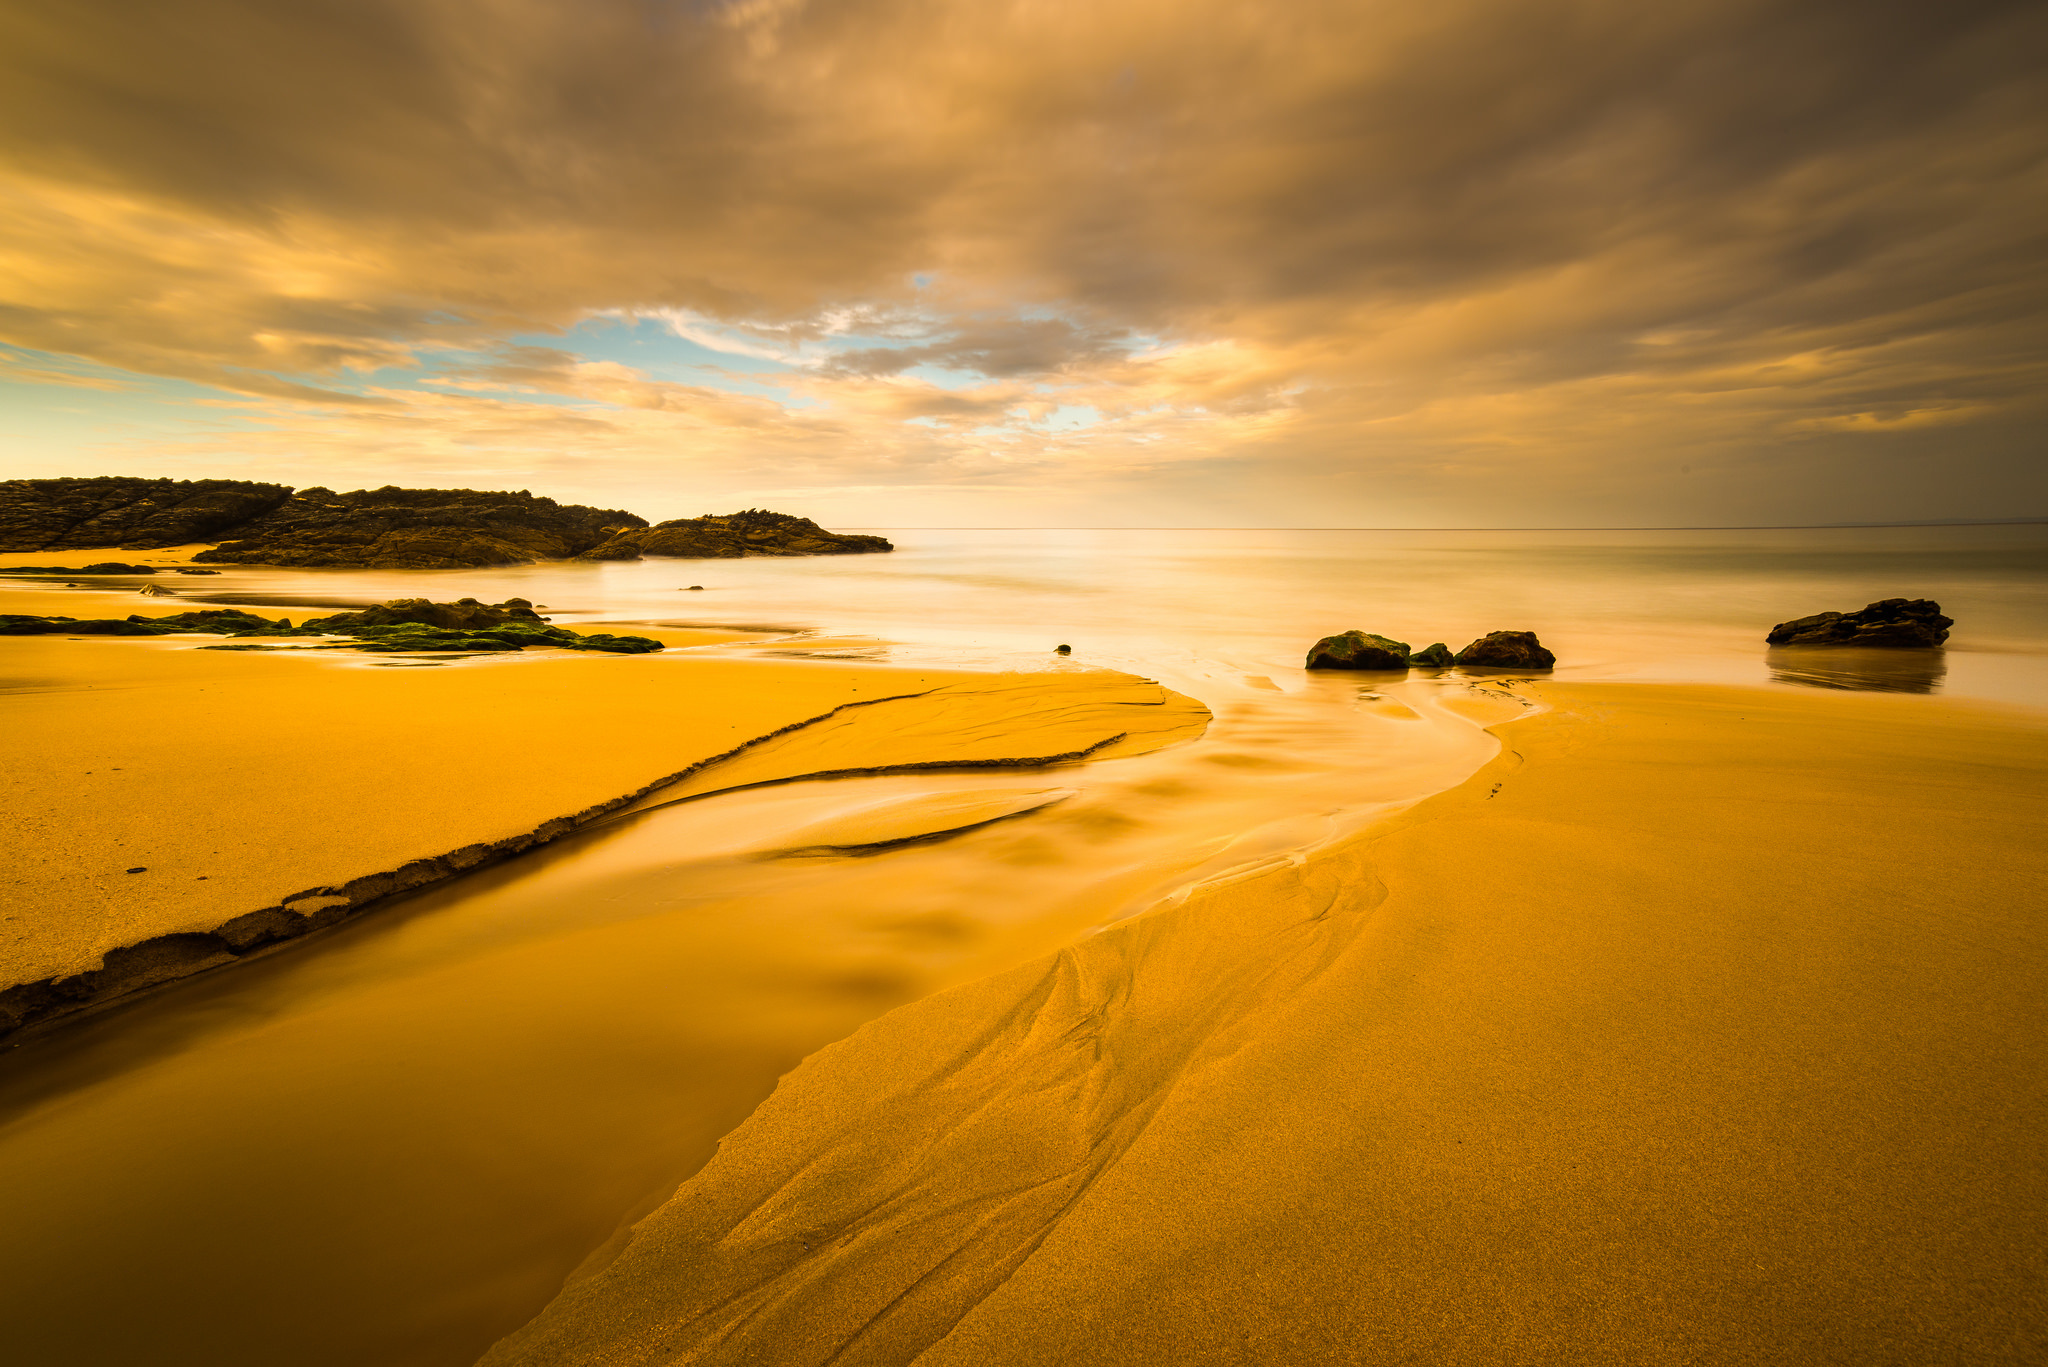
[1765,599,1950,648]
[1453,631,1555,669]
[1306,631,1411,670]
[136,584,177,597]
[1407,642,1454,667]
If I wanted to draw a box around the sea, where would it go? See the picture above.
[3,523,2044,1367]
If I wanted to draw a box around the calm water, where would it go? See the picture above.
[193,524,2048,703]
[2,525,2043,1367]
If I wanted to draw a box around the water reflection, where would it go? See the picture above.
[1766,646,1948,694]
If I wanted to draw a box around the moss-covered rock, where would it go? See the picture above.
[1305,630,1411,670]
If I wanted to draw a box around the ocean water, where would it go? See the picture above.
[198,523,2048,704]
[1,523,2043,1367]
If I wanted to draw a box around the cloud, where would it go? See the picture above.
[0,0,2041,522]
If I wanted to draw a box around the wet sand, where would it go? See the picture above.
[485,682,2048,1366]
[2,627,1206,1036]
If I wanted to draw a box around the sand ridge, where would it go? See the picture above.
[1,637,1208,1038]
[481,682,2048,1366]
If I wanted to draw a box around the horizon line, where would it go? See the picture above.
[829,518,2048,532]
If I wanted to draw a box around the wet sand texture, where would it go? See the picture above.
[1,641,1205,1036]
[485,683,2048,1366]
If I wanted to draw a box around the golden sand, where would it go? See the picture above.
[483,683,2048,1365]
[1,633,1206,1032]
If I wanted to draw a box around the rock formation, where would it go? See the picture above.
[0,562,159,574]
[0,477,292,551]
[1453,631,1556,669]
[1306,631,1412,670]
[1406,642,1454,667]
[577,508,892,560]
[0,599,662,654]
[1766,599,1951,648]
[190,486,645,569]
[2,478,890,569]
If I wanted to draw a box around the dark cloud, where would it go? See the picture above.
[0,0,2041,519]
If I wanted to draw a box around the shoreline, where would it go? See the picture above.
[483,680,2048,1366]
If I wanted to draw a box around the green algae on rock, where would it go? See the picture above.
[0,598,664,654]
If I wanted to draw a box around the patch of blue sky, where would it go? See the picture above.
[1037,404,1103,431]
[0,345,278,443]
[900,363,990,391]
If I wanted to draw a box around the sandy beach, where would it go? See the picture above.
[481,681,2048,1365]
[1,573,1210,1037]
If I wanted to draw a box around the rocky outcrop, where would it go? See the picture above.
[1,480,886,570]
[577,508,893,560]
[1306,631,1411,670]
[1453,631,1556,669]
[0,562,159,574]
[0,477,292,551]
[191,486,646,569]
[1766,599,1951,648]
[0,600,663,654]
[1407,642,1455,667]
[300,596,547,631]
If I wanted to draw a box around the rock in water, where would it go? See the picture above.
[1453,631,1556,669]
[1407,642,1454,667]
[300,597,548,631]
[576,507,893,560]
[1766,599,1951,648]
[1306,631,1412,670]
[136,584,177,597]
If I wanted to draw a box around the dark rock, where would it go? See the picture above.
[1765,598,1951,648]
[2,480,885,570]
[191,485,646,569]
[0,601,659,654]
[0,477,292,552]
[1055,644,1071,655]
[1407,642,1454,667]
[125,867,146,873]
[173,568,221,575]
[1453,631,1556,669]
[136,584,177,597]
[578,508,893,561]
[302,597,547,631]
[685,585,704,591]
[0,614,163,636]
[1306,631,1411,670]
[0,562,158,574]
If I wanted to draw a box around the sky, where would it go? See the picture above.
[1,0,2042,528]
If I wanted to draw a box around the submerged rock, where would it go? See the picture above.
[136,584,177,597]
[1766,598,1951,648]
[1453,631,1556,669]
[1407,642,1454,667]
[1306,631,1411,670]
